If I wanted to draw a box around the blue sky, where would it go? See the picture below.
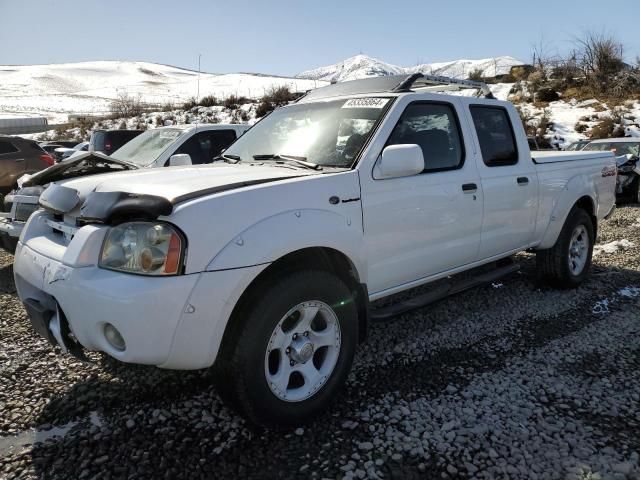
[1,0,639,75]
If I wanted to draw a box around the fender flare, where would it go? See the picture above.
[206,208,367,282]
[537,175,597,250]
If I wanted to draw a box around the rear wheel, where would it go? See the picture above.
[216,270,358,426]
[536,207,594,289]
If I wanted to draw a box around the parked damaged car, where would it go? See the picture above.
[582,138,640,202]
[0,124,249,252]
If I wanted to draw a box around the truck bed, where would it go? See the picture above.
[532,150,613,164]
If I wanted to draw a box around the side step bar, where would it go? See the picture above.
[370,261,520,321]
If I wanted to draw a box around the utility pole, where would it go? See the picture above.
[197,54,202,102]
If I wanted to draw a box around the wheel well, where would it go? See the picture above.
[222,248,369,353]
[575,195,597,239]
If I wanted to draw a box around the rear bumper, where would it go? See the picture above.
[13,241,267,369]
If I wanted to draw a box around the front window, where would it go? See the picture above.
[111,128,183,166]
[583,141,640,157]
[223,97,392,168]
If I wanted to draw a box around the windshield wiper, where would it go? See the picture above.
[214,153,242,164]
[252,154,322,170]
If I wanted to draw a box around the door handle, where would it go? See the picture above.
[14,158,25,163]
[517,177,529,185]
[461,183,477,192]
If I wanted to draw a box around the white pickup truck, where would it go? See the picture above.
[14,74,616,426]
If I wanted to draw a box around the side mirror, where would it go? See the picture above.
[169,154,192,166]
[373,144,424,180]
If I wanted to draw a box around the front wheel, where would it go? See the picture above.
[216,270,358,426]
[536,207,594,289]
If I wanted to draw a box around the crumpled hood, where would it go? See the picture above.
[22,151,136,187]
[59,162,315,204]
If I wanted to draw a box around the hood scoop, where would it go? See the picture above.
[77,191,173,225]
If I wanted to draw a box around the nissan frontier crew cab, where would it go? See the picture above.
[14,74,616,426]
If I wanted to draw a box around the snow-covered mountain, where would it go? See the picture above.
[0,61,326,122]
[296,55,405,83]
[297,54,524,82]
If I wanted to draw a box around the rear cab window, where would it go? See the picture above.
[470,106,519,166]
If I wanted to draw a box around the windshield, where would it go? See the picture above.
[566,141,586,151]
[223,97,392,168]
[583,141,640,156]
[111,128,183,166]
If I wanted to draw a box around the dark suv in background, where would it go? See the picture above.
[0,135,54,199]
[89,129,143,156]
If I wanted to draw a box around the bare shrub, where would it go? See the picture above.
[575,122,589,134]
[199,95,219,107]
[224,95,250,110]
[255,86,297,118]
[536,87,560,102]
[255,101,272,118]
[110,91,144,118]
[468,68,484,82]
[589,109,627,139]
[263,86,296,106]
[576,31,625,94]
[183,97,198,110]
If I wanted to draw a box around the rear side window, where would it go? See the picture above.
[27,142,46,152]
[0,141,19,155]
[386,102,464,172]
[470,106,518,166]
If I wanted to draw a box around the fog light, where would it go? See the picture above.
[104,323,126,351]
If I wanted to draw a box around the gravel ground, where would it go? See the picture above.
[1,207,640,480]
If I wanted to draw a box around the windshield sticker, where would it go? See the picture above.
[342,98,389,109]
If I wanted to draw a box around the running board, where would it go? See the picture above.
[370,261,520,321]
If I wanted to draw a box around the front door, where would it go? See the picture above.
[361,100,483,295]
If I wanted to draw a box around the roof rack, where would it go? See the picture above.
[392,73,495,99]
[297,73,495,103]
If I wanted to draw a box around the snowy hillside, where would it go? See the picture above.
[296,55,405,82]
[0,61,326,123]
[297,54,523,82]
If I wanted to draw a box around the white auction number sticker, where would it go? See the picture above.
[342,98,389,109]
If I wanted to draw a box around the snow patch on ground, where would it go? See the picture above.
[593,239,636,256]
[618,286,640,297]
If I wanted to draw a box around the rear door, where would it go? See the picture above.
[361,98,483,295]
[0,139,25,190]
[467,104,538,259]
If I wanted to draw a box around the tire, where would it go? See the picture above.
[632,177,640,204]
[0,234,17,254]
[536,207,594,289]
[216,270,358,427]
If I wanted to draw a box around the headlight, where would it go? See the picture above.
[14,203,39,222]
[99,222,185,275]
